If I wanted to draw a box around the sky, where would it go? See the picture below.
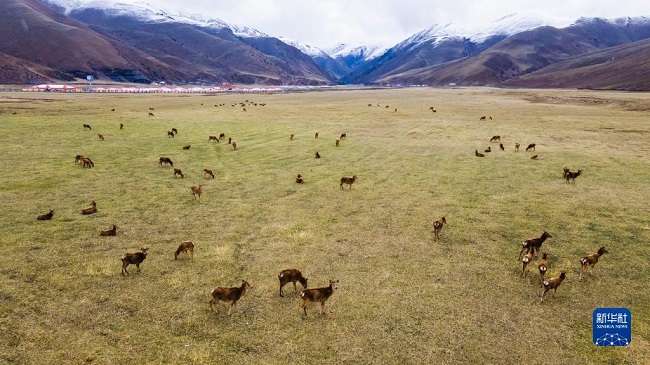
[64,0,650,49]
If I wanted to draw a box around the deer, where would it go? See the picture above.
[300,280,338,317]
[208,135,219,142]
[159,157,173,167]
[231,141,237,150]
[475,150,485,157]
[83,124,92,130]
[490,135,501,142]
[174,240,194,260]
[183,144,191,150]
[99,224,117,236]
[484,146,492,153]
[148,112,154,117]
[515,143,520,152]
[563,166,571,177]
[480,116,486,121]
[36,210,54,221]
[228,137,232,144]
[173,168,184,178]
[204,169,215,179]
[541,272,566,302]
[278,269,308,297]
[167,131,175,138]
[315,132,319,139]
[335,139,340,147]
[538,252,549,282]
[120,123,123,130]
[340,133,347,139]
[290,134,294,140]
[210,280,252,316]
[98,133,104,141]
[432,216,446,241]
[522,246,535,277]
[579,247,608,281]
[315,152,321,159]
[219,133,226,139]
[81,201,97,215]
[565,170,582,184]
[526,143,536,151]
[340,175,358,190]
[499,143,505,151]
[531,155,538,160]
[191,185,203,200]
[519,231,552,259]
[296,174,304,184]
[171,128,178,135]
[80,157,94,168]
[121,247,149,275]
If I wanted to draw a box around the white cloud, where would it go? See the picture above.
[54,0,650,48]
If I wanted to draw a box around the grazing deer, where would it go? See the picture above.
[296,174,304,184]
[480,116,486,121]
[335,139,340,147]
[522,246,535,277]
[490,135,501,142]
[121,247,149,275]
[159,157,173,167]
[340,175,358,190]
[219,133,226,139]
[340,133,347,139]
[81,157,94,168]
[315,132,319,139]
[149,107,155,111]
[37,210,54,221]
[315,152,321,159]
[526,143,536,152]
[83,124,92,130]
[499,143,505,151]
[81,201,97,215]
[475,150,485,157]
[231,141,237,150]
[174,240,194,260]
[204,169,215,179]
[519,231,552,258]
[278,269,308,297]
[579,247,608,281]
[191,185,203,200]
[173,168,184,178]
[171,128,178,135]
[183,144,191,150]
[429,107,437,113]
[300,280,338,317]
[484,146,492,153]
[148,112,154,117]
[167,131,175,138]
[208,135,219,142]
[531,155,538,160]
[541,272,566,302]
[538,252,549,281]
[432,216,446,241]
[98,133,104,141]
[515,143,520,152]
[210,280,253,316]
[75,154,85,164]
[99,224,117,236]
[565,170,582,184]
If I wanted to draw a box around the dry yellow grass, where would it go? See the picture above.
[0,87,648,364]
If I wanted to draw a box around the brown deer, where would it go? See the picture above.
[174,240,194,260]
[526,143,536,152]
[231,141,237,150]
[432,216,446,241]
[121,247,149,275]
[515,143,520,152]
[475,150,485,157]
[81,157,94,168]
[159,157,173,167]
[83,124,92,130]
[120,123,123,130]
[300,280,338,317]
[290,134,294,140]
[579,247,608,281]
[296,174,304,184]
[522,246,535,277]
[210,280,253,316]
[538,252,549,281]
[171,128,178,135]
[208,135,219,142]
[490,135,501,142]
[565,170,582,184]
[191,185,203,200]
[278,269,308,297]
[174,168,184,178]
[99,224,117,236]
[531,155,538,160]
[480,116,486,121]
[335,139,340,147]
[315,152,321,159]
[75,154,85,165]
[541,272,566,302]
[81,201,97,215]
[204,169,215,179]
[219,133,225,139]
[98,133,104,141]
[484,146,492,153]
[340,133,347,139]
[148,112,154,117]
[228,137,232,144]
[499,143,505,151]
[315,132,319,139]
[519,231,552,258]
[167,131,175,138]
[340,175,358,190]
[37,210,54,221]
[183,144,191,150]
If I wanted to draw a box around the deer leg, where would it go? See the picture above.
[279,283,285,297]
[228,301,234,316]
[136,263,140,272]
[293,282,297,292]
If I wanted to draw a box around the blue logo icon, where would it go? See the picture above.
[593,308,631,346]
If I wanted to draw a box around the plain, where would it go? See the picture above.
[0,87,648,364]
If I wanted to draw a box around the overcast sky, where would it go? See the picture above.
[75,0,650,48]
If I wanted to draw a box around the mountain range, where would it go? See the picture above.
[1,0,649,90]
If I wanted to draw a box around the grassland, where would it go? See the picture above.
[0,87,649,364]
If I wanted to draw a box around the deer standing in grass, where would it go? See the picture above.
[340,175,357,190]
[519,231,552,259]
[538,252,549,283]
[521,247,535,277]
[174,240,194,260]
[432,216,446,241]
[278,269,308,297]
[541,272,566,302]
[300,280,338,317]
[579,247,608,281]
[210,280,252,316]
